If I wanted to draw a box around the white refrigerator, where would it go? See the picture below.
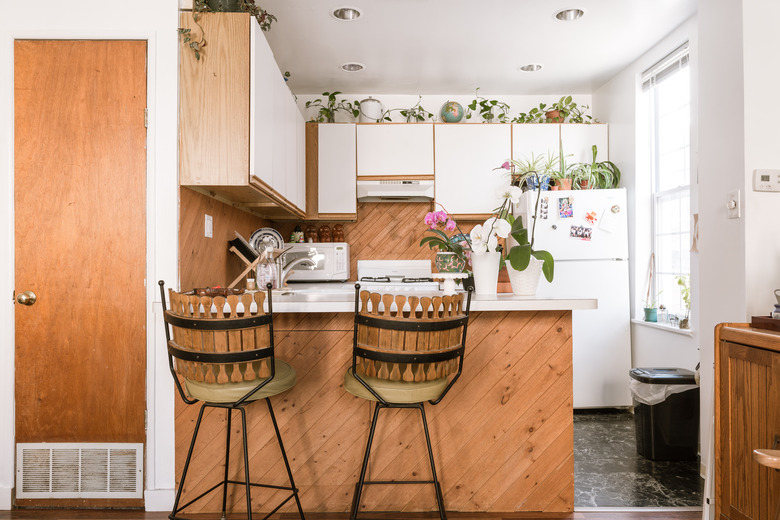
[515,188,631,408]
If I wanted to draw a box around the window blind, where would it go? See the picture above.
[641,42,689,91]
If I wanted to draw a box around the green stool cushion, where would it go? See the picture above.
[185,360,296,403]
[344,367,449,404]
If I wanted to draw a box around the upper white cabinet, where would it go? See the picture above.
[309,123,357,219]
[179,12,305,219]
[356,124,434,177]
[560,124,609,163]
[512,124,560,163]
[434,124,512,216]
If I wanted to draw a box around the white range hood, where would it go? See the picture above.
[356,179,434,202]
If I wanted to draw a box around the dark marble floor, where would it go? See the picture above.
[574,409,704,508]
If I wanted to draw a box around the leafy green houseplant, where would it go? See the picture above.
[513,96,597,124]
[382,96,435,122]
[466,88,510,123]
[304,92,360,123]
[179,0,276,60]
[571,145,621,189]
[499,153,559,191]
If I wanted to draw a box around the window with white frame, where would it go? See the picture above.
[641,42,690,320]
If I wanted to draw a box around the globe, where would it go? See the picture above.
[440,101,464,123]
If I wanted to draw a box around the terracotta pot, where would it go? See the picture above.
[545,109,564,123]
[555,178,573,190]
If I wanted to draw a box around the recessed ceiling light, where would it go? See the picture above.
[554,8,584,21]
[341,62,364,72]
[519,63,543,72]
[332,7,361,21]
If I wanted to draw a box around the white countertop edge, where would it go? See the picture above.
[272,295,598,313]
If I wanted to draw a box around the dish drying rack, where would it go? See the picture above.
[227,232,289,289]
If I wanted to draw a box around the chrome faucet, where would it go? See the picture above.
[275,256,316,288]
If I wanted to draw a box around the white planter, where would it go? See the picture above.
[506,257,543,296]
[471,251,500,295]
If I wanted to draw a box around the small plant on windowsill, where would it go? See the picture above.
[466,88,510,123]
[676,275,691,329]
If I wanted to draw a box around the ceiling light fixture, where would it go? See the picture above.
[519,63,543,72]
[332,7,361,21]
[341,62,365,72]
[554,8,584,21]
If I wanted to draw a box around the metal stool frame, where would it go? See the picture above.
[159,281,305,520]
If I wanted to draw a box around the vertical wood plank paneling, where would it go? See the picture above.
[173,310,574,514]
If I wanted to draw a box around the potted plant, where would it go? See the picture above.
[512,103,549,124]
[546,95,597,124]
[571,145,621,189]
[180,0,276,60]
[419,207,469,273]
[382,95,435,122]
[304,91,360,123]
[503,180,555,294]
[466,88,510,123]
[676,275,691,329]
[642,296,659,322]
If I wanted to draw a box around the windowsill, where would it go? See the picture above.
[631,318,694,336]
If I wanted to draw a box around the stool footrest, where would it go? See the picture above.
[362,479,435,485]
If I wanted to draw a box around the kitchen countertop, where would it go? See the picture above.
[268,282,598,313]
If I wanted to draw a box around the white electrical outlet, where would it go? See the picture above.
[754,169,780,191]
[205,214,213,238]
[726,190,741,219]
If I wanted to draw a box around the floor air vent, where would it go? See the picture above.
[16,443,143,499]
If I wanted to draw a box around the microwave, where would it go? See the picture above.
[283,242,350,282]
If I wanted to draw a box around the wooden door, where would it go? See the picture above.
[717,339,780,520]
[14,38,147,489]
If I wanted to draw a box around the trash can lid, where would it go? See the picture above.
[629,367,697,385]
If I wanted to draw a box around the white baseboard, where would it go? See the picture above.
[144,488,174,511]
[0,486,11,510]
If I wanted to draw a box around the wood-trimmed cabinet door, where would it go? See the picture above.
[716,335,780,520]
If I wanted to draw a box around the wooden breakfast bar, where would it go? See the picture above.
[171,289,596,515]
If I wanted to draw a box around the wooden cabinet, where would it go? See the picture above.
[715,324,780,520]
[356,123,434,177]
[560,124,609,164]
[179,12,305,219]
[434,123,512,218]
[305,123,357,220]
[512,123,560,162]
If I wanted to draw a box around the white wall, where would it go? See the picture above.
[592,17,700,371]
[0,1,179,511]
[295,93,594,124]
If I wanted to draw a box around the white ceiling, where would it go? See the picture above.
[260,0,697,96]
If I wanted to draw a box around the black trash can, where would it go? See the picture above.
[629,367,699,461]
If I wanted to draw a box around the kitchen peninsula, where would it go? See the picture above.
[174,216,595,514]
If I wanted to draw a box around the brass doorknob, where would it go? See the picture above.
[16,291,37,306]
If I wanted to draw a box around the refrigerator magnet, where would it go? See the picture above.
[558,197,574,218]
[539,196,549,219]
[570,225,592,241]
[584,211,598,225]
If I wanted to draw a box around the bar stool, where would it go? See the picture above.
[159,281,305,520]
[344,284,472,520]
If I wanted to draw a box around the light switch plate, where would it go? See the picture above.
[754,169,780,191]
[726,190,740,219]
[205,214,213,238]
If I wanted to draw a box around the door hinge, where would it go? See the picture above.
[144,108,148,128]
[144,410,148,433]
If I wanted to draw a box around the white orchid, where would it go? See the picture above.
[496,184,523,205]
[470,216,510,254]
